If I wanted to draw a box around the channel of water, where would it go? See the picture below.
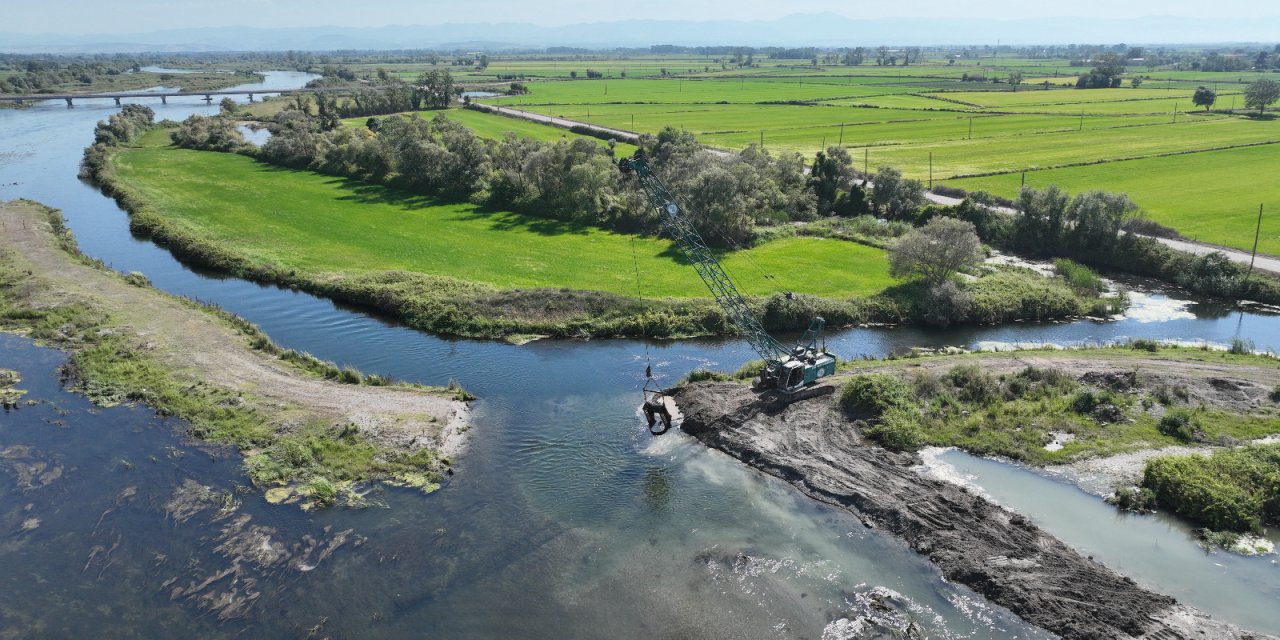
[0,71,1276,637]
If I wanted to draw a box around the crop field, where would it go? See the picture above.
[460,57,1278,250]
[342,109,638,156]
[947,144,1280,256]
[114,144,894,298]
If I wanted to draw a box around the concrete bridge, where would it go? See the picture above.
[0,86,353,107]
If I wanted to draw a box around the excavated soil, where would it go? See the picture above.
[674,361,1279,640]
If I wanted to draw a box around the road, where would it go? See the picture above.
[477,102,1280,277]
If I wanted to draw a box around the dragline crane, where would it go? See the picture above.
[619,150,836,408]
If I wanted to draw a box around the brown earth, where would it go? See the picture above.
[0,199,469,461]
[673,354,1280,640]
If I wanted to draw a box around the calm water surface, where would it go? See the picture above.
[0,73,1277,637]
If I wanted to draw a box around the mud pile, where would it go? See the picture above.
[674,381,1274,640]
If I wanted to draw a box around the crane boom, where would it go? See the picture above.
[620,150,836,392]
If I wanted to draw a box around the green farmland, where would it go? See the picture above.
[464,58,1279,252]
[112,144,894,299]
[948,144,1280,256]
[343,109,639,156]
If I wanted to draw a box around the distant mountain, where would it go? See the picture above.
[3,14,1279,53]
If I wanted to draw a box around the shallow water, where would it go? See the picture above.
[927,450,1280,635]
[0,71,1278,637]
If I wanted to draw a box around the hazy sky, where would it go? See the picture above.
[8,0,1279,34]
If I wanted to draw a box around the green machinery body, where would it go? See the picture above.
[619,151,836,393]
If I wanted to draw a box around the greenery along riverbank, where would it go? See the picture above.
[0,199,470,508]
[88,116,1118,340]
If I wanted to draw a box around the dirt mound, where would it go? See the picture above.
[674,380,1275,640]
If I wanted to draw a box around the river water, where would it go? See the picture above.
[0,71,1277,638]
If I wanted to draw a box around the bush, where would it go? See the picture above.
[685,368,732,383]
[1271,385,1280,403]
[1107,486,1157,512]
[1129,338,1160,352]
[1142,444,1280,532]
[838,374,915,418]
[1158,410,1202,442]
[919,280,973,327]
[1229,337,1255,355]
[863,407,926,451]
[1054,258,1106,294]
[943,364,999,405]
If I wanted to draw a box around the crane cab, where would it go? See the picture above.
[778,352,836,393]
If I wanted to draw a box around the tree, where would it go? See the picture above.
[416,69,455,109]
[1130,77,1142,89]
[1008,70,1023,91]
[888,217,983,286]
[1076,53,1124,89]
[218,97,238,115]
[871,166,926,220]
[1192,86,1216,112]
[1244,78,1280,116]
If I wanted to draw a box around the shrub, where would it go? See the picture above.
[1158,410,1202,442]
[1271,385,1280,403]
[1107,486,1156,512]
[863,407,926,452]
[1142,444,1280,532]
[1129,338,1160,352]
[306,476,338,507]
[685,369,732,383]
[919,280,973,327]
[1055,258,1106,294]
[838,374,915,418]
[1229,337,1255,355]
[943,364,999,405]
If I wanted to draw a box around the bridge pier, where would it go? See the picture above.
[247,93,254,103]
[64,97,73,107]
[204,95,213,104]
[161,95,167,105]
[113,97,121,106]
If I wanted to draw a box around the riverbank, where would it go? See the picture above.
[0,199,471,507]
[673,349,1280,639]
[90,128,1117,340]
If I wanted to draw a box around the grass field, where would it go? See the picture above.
[342,109,639,156]
[470,67,1278,253]
[947,144,1280,256]
[113,143,894,299]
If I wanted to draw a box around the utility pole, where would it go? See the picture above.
[1172,102,1178,124]
[1021,171,1026,188]
[1246,203,1265,281]
[760,130,764,147]
[929,152,933,190]
[1079,109,1084,131]
[839,122,845,146]
[968,117,973,140]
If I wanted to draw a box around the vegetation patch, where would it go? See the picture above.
[0,200,466,507]
[1142,444,1280,533]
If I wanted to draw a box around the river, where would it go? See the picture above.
[0,71,1276,638]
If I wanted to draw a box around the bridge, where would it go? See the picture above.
[0,86,354,107]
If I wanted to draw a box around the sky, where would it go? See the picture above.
[7,0,1280,35]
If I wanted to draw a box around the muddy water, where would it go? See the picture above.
[0,71,1277,637]
[928,450,1280,636]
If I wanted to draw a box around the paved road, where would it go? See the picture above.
[479,103,1280,277]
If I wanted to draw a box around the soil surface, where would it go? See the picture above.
[673,354,1280,640]
[0,199,469,460]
